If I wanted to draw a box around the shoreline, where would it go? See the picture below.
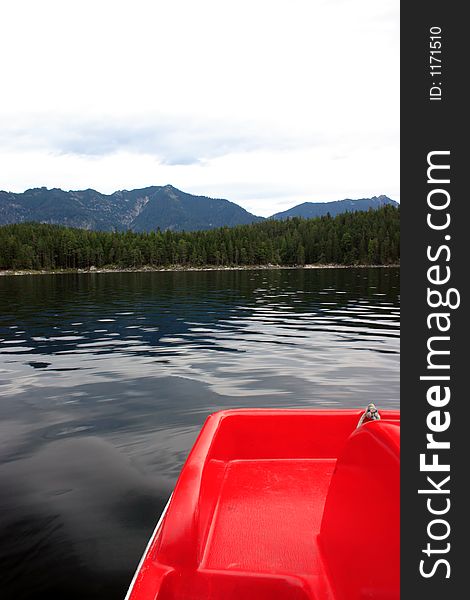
[0,264,400,277]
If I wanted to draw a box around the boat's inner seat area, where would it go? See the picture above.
[319,419,399,599]
[141,409,399,600]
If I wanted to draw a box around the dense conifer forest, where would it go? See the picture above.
[0,206,399,271]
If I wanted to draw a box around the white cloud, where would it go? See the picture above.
[0,0,399,216]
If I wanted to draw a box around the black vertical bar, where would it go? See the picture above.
[401,2,467,598]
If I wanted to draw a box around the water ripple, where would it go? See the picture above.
[0,268,399,599]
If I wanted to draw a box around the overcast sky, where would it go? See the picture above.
[0,0,399,217]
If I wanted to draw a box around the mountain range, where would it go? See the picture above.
[271,195,397,219]
[0,186,398,232]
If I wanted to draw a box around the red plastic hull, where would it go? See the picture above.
[126,409,400,600]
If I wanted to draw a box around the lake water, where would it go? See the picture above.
[0,268,399,599]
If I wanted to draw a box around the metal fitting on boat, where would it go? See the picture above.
[357,403,381,428]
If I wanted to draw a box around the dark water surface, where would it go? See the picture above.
[0,268,399,598]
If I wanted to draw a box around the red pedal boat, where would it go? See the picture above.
[126,406,400,600]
